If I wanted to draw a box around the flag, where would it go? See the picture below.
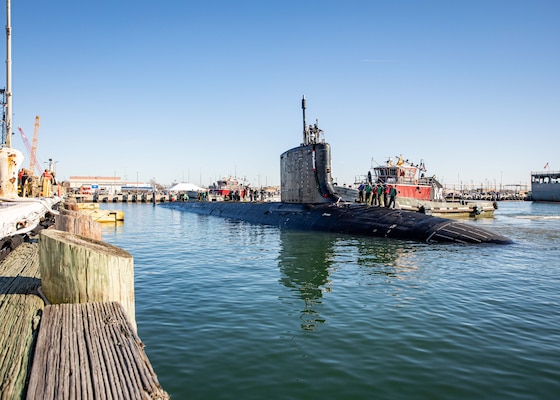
[544,162,549,169]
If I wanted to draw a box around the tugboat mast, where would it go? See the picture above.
[5,0,12,147]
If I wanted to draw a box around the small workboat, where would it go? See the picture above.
[76,203,124,223]
[340,155,496,218]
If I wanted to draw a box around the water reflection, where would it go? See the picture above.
[277,230,335,331]
[99,220,125,234]
[353,239,421,278]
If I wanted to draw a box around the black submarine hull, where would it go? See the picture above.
[160,201,512,244]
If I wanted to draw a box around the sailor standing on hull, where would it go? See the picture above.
[387,185,397,208]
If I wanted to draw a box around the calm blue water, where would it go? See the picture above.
[100,201,560,400]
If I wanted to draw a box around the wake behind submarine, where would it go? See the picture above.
[161,97,512,245]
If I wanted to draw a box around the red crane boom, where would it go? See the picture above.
[17,125,42,176]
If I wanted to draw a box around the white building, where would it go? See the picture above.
[68,176,148,195]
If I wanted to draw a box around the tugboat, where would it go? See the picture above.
[342,156,497,218]
[207,176,249,201]
[161,97,511,244]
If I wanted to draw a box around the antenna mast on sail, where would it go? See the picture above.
[301,95,307,144]
[5,0,12,147]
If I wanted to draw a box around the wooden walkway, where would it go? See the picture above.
[0,243,43,399]
[0,243,169,399]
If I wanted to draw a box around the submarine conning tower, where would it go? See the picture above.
[280,96,340,204]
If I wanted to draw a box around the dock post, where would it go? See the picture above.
[38,229,136,330]
[54,202,103,240]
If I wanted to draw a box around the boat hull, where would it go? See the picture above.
[160,201,511,244]
[333,186,496,218]
[531,171,560,202]
[531,184,560,202]
[77,203,124,222]
[396,198,496,218]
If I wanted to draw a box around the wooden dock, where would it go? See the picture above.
[0,242,169,399]
[0,243,42,398]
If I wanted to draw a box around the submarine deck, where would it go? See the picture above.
[160,201,512,244]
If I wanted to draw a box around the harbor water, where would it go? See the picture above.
[100,201,560,400]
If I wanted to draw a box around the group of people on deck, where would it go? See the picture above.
[17,168,57,197]
[357,182,398,208]
[223,188,266,202]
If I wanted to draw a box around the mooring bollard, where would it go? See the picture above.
[38,229,136,330]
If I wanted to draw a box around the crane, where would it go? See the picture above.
[17,123,42,176]
[30,116,40,175]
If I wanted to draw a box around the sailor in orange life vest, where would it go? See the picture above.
[41,169,53,197]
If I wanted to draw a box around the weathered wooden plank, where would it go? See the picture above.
[107,302,163,397]
[0,242,40,283]
[60,303,71,399]
[75,304,93,400]
[83,304,110,400]
[89,302,120,400]
[0,243,44,400]
[0,298,42,399]
[99,302,142,399]
[27,302,169,400]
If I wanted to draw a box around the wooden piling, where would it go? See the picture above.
[38,229,136,330]
[54,204,102,241]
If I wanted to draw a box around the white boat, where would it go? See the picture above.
[333,184,359,202]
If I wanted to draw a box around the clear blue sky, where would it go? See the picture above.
[5,0,559,189]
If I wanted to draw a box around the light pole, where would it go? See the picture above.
[44,158,58,172]
[500,171,503,192]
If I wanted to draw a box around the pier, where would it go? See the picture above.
[72,193,171,204]
[0,203,169,399]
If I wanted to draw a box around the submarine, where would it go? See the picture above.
[161,97,512,245]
